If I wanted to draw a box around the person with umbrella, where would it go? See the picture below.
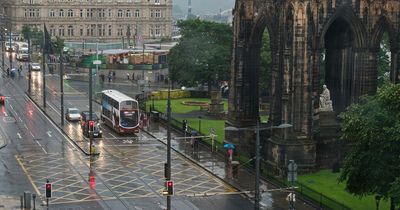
[224,143,235,163]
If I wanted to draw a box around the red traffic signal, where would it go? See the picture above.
[89,175,95,189]
[88,120,95,132]
[45,183,52,198]
[166,181,173,195]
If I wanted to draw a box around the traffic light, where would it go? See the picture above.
[88,120,95,132]
[45,182,52,198]
[164,163,169,178]
[89,175,95,189]
[182,120,187,132]
[0,96,5,105]
[166,181,173,195]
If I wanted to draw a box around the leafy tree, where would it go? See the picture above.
[168,19,232,92]
[339,83,400,209]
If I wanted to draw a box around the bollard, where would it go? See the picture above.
[20,195,23,209]
[32,194,36,210]
[24,191,31,209]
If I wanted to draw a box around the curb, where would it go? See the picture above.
[25,92,93,156]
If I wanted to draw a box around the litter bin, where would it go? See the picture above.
[151,111,159,122]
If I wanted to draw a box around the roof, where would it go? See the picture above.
[102,90,137,103]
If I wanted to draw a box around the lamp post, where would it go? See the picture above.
[225,122,292,210]
[8,26,12,70]
[166,78,171,210]
[1,28,5,72]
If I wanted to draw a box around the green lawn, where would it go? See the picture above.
[298,170,389,210]
[148,98,227,145]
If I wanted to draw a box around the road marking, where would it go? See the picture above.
[35,140,48,154]
[47,131,52,137]
[109,133,117,138]
[4,112,8,117]
[17,133,22,139]
[48,103,61,116]
[15,155,45,206]
[9,104,14,110]
[86,105,89,108]
[18,117,22,122]
[29,131,34,138]
[122,140,133,144]
[24,124,28,130]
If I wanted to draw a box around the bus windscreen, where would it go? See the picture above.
[120,110,138,127]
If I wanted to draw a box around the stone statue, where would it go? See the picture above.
[319,84,333,111]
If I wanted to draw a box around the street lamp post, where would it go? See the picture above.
[8,26,12,70]
[225,122,292,210]
[166,79,172,210]
[1,28,5,72]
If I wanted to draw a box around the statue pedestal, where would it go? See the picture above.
[208,90,225,116]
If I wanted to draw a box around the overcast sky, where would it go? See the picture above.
[173,0,235,16]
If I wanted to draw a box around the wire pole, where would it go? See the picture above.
[42,26,46,108]
[28,35,31,93]
[166,79,171,210]
[1,27,5,72]
[60,49,64,126]
[255,120,260,210]
[9,27,12,70]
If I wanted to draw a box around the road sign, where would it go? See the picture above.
[93,60,102,65]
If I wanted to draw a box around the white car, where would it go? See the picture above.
[30,63,41,71]
[65,108,81,121]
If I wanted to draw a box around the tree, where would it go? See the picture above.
[339,83,400,209]
[168,19,232,92]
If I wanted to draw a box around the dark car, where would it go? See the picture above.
[80,111,102,138]
[80,111,99,127]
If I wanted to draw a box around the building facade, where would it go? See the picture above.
[2,0,172,42]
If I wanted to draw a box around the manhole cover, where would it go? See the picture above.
[3,117,16,123]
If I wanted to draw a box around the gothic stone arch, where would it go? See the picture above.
[226,0,400,171]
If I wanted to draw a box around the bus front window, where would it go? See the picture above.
[120,110,138,127]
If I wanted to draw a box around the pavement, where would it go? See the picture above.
[143,118,316,210]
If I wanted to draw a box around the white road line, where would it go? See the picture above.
[24,95,79,152]
[24,124,28,130]
[86,105,89,108]
[48,103,61,116]
[4,112,8,117]
[18,117,22,122]
[47,131,52,137]
[109,133,117,138]
[29,131,34,138]
[9,104,14,110]
[17,133,22,139]
[35,140,48,154]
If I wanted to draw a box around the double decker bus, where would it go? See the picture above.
[100,89,140,134]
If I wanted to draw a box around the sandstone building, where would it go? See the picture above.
[0,0,172,42]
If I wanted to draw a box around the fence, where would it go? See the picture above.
[150,107,353,210]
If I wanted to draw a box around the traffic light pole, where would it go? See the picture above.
[166,80,171,210]
[89,60,93,155]
[9,28,12,70]
[60,49,64,126]
[1,28,4,72]
[28,36,31,94]
[42,30,46,108]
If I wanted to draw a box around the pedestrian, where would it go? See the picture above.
[126,73,130,80]
[108,74,111,82]
[6,68,10,76]
[112,71,116,77]
[131,72,135,80]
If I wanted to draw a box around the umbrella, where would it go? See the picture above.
[224,143,235,149]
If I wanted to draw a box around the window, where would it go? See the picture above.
[155,9,161,18]
[67,9,73,17]
[117,9,123,17]
[150,10,154,18]
[49,9,55,17]
[80,28,83,36]
[24,9,27,17]
[59,9,64,17]
[58,26,65,36]
[86,9,90,17]
[80,9,83,17]
[108,25,112,36]
[35,9,40,17]
[126,10,131,17]
[155,25,161,36]
[155,0,160,5]
[134,9,140,17]
[67,25,74,36]
[108,9,112,17]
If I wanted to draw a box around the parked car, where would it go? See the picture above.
[65,108,81,121]
[30,63,41,71]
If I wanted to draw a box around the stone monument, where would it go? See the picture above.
[208,90,225,116]
[319,84,333,112]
